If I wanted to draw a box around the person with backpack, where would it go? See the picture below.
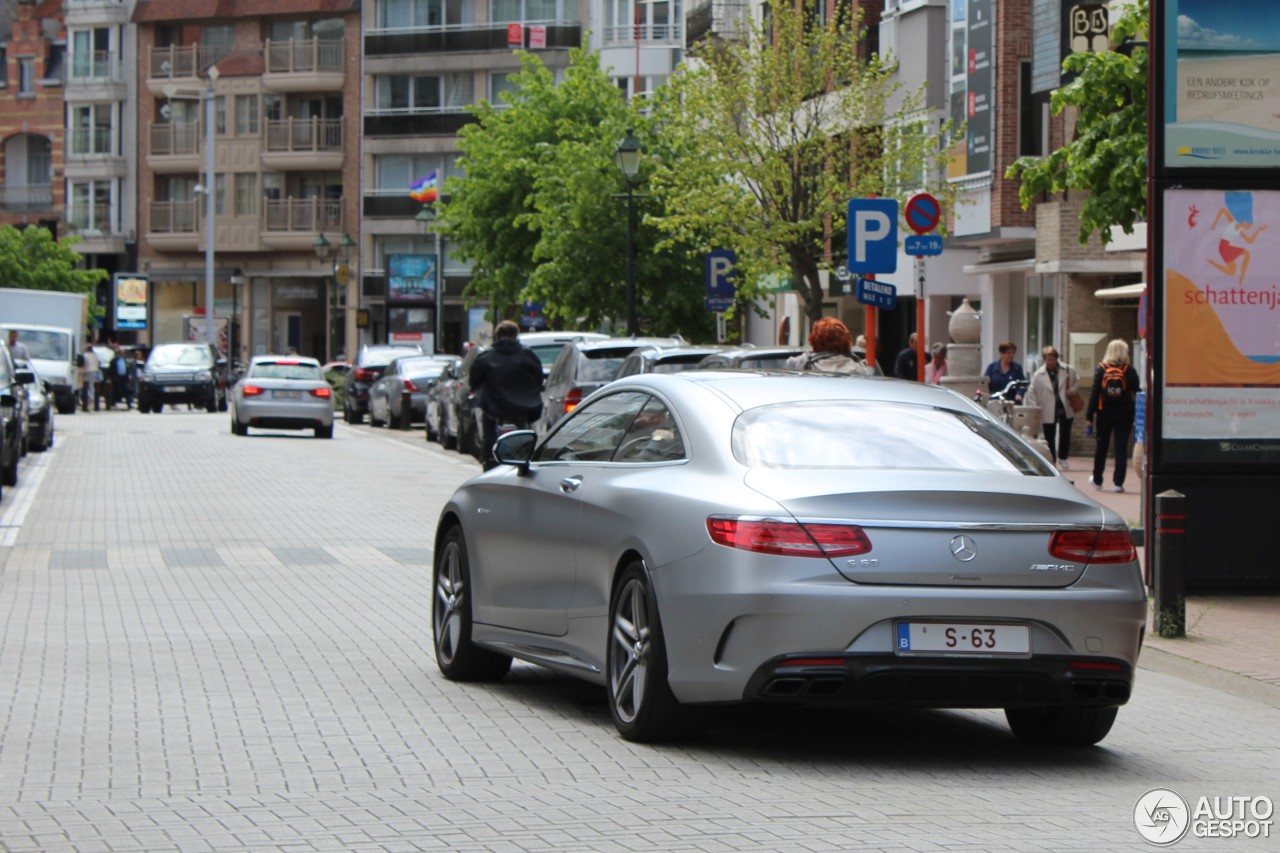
[1085,339,1141,493]
[785,317,872,376]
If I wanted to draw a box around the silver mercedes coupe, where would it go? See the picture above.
[432,371,1145,746]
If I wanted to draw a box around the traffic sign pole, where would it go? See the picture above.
[916,257,926,382]
[904,192,941,384]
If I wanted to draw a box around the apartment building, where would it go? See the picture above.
[592,0,685,98]
[133,0,361,364]
[1,0,65,238]
[359,0,588,353]
[63,0,137,305]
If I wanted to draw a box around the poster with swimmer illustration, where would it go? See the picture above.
[1163,188,1280,439]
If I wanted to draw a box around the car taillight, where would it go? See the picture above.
[1048,529,1136,564]
[403,379,419,393]
[310,386,332,398]
[242,384,264,396]
[353,367,377,381]
[706,516,872,558]
[563,387,583,414]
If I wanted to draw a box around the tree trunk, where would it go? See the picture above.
[790,252,825,328]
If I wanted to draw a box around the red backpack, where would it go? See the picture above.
[1098,363,1127,410]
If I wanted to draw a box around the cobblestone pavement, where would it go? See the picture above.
[0,411,1277,852]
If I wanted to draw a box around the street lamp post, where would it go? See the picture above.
[415,204,445,354]
[314,233,354,362]
[616,129,642,337]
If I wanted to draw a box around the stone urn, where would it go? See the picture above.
[947,297,982,344]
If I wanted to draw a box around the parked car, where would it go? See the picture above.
[539,336,686,434]
[137,342,230,413]
[15,359,53,452]
[230,354,334,439]
[368,355,459,429]
[438,345,488,458]
[0,340,36,491]
[697,345,806,370]
[517,330,610,376]
[342,344,425,424]
[426,358,466,449]
[615,345,725,378]
[431,371,1144,745]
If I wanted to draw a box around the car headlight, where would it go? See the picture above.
[29,395,47,413]
[195,370,212,382]
[143,371,156,381]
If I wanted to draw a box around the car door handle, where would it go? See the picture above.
[559,476,583,493]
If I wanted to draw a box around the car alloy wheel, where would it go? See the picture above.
[433,525,511,681]
[607,562,704,743]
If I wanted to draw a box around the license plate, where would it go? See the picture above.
[896,622,1030,656]
[273,390,301,399]
[165,386,186,393]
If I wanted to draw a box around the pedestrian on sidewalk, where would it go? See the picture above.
[79,342,101,411]
[786,317,872,376]
[1025,345,1080,470]
[1085,339,1140,492]
[924,343,947,385]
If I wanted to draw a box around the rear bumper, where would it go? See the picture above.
[743,653,1133,709]
[236,398,333,430]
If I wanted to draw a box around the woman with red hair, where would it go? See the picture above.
[786,317,871,375]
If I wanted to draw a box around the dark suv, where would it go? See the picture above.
[342,344,424,424]
[1,340,37,493]
[137,342,229,413]
[539,336,686,434]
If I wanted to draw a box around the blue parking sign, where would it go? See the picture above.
[846,198,898,274]
[705,249,736,312]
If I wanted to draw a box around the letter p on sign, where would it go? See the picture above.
[846,198,898,275]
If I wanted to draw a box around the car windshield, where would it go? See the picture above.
[148,346,213,368]
[249,362,322,381]
[732,401,1054,475]
[578,350,634,383]
[3,329,70,360]
[652,356,711,374]
[405,363,447,380]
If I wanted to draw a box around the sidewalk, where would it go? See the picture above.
[1067,467,1280,700]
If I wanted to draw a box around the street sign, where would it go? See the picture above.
[846,198,898,274]
[904,234,944,256]
[855,277,897,310]
[905,192,942,235]
[705,249,736,312]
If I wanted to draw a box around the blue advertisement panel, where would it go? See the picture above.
[1163,0,1280,170]
[387,254,436,302]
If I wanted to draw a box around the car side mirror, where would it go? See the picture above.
[493,430,537,471]
[15,369,35,385]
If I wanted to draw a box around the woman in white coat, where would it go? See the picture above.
[1025,345,1080,470]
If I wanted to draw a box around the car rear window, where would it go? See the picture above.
[363,348,421,368]
[250,363,322,381]
[739,354,797,368]
[148,346,213,368]
[652,355,713,374]
[578,349,635,383]
[732,401,1053,475]
[529,345,567,370]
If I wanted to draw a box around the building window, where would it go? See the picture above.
[1019,61,1050,158]
[374,153,458,192]
[201,25,235,63]
[18,57,35,95]
[375,74,473,111]
[489,72,518,106]
[378,0,468,28]
[215,174,227,216]
[215,96,228,135]
[236,95,259,135]
[235,173,258,215]
[71,104,114,156]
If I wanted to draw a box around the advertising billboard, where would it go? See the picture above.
[1162,188,1280,463]
[1162,0,1280,170]
[114,274,148,330]
[387,254,436,302]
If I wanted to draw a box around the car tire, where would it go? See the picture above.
[1004,705,1118,746]
[433,524,512,682]
[231,418,248,436]
[426,415,438,443]
[315,424,333,439]
[442,416,457,450]
[206,389,219,413]
[2,450,17,487]
[344,404,361,425]
[218,391,228,413]
[154,403,164,414]
[607,561,706,743]
[370,403,385,428]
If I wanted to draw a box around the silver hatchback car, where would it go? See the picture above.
[432,371,1145,746]
[230,355,334,439]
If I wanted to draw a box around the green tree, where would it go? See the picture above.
[441,49,711,338]
[1005,0,1148,246]
[648,1,953,326]
[0,225,107,295]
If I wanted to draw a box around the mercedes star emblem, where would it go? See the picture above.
[950,534,978,562]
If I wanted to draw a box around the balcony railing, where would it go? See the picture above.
[263,197,343,232]
[603,23,682,45]
[149,122,200,157]
[1,184,54,213]
[68,127,114,157]
[265,118,342,153]
[363,110,474,138]
[150,200,199,233]
[364,21,581,56]
[149,44,234,79]
[69,50,120,82]
[265,38,344,74]
[66,203,112,235]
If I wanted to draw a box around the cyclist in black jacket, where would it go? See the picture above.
[469,320,544,470]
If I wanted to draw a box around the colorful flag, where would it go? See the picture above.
[409,170,438,203]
